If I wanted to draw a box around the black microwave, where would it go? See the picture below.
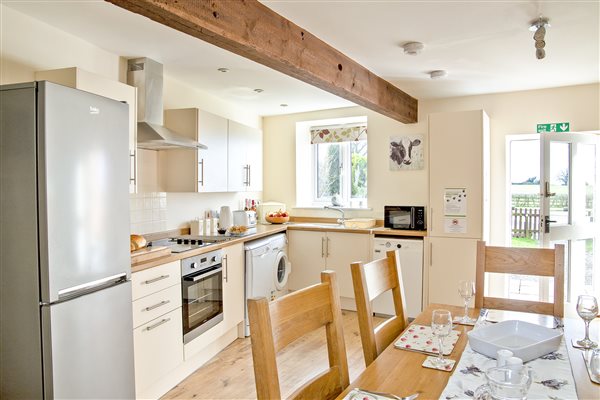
[384,206,426,230]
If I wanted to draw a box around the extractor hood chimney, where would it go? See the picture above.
[127,57,207,150]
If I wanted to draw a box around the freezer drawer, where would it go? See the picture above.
[372,238,424,318]
[41,280,135,399]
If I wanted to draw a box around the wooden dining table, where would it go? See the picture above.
[336,303,599,400]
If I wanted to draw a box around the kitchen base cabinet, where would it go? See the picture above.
[425,236,478,307]
[133,308,183,397]
[287,229,370,309]
[222,242,245,335]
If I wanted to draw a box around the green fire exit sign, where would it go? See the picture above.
[537,122,570,133]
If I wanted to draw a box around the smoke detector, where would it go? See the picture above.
[430,70,448,79]
[402,42,425,56]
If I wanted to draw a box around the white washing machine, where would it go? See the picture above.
[372,237,423,319]
[244,233,291,336]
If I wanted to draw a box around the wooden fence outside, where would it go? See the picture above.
[512,207,541,239]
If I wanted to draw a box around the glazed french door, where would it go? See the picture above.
[540,132,599,304]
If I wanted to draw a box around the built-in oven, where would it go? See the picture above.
[181,249,224,344]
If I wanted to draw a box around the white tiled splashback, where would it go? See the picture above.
[130,192,167,234]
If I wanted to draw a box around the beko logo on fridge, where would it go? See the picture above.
[89,106,100,115]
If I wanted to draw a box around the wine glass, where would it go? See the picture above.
[458,280,476,323]
[431,309,453,367]
[576,295,598,349]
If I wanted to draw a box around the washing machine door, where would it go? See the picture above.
[273,251,291,290]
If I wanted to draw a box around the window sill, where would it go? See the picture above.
[293,206,373,211]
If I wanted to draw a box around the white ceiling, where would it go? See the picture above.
[4,0,599,118]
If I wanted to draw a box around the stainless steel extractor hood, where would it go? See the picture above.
[127,57,207,150]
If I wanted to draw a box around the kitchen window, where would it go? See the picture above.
[295,117,368,208]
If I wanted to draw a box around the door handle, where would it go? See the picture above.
[223,255,228,283]
[544,215,557,234]
[321,237,325,258]
[326,237,331,257]
[198,159,204,187]
[544,182,556,198]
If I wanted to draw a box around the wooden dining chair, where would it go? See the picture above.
[351,250,409,367]
[247,270,349,400]
[475,240,565,317]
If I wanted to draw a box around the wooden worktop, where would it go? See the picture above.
[131,223,427,273]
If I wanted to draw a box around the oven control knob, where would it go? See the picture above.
[211,256,216,262]
[417,220,423,225]
[190,262,197,269]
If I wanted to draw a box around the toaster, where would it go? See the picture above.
[232,210,257,228]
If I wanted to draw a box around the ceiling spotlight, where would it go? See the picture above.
[280,103,288,107]
[217,67,229,72]
[429,70,447,79]
[253,88,264,93]
[402,42,425,56]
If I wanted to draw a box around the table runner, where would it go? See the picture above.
[439,320,578,400]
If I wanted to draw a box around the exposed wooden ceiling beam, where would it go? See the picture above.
[106,0,418,123]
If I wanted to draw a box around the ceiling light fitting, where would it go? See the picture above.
[402,42,424,56]
[429,70,447,80]
[217,67,229,72]
[529,16,550,60]
[253,88,264,93]
[280,103,288,107]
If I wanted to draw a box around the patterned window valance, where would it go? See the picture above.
[310,124,367,144]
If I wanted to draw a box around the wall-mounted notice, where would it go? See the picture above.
[444,217,467,234]
[444,188,467,217]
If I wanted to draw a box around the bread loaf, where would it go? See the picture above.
[130,234,147,252]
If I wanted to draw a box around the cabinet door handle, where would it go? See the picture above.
[321,237,325,258]
[144,275,169,285]
[429,242,433,267]
[223,254,228,283]
[145,317,170,331]
[326,237,331,257]
[144,300,170,312]
[198,159,204,187]
[129,150,136,188]
[430,208,433,232]
[247,164,251,187]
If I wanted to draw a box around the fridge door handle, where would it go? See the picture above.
[52,273,128,303]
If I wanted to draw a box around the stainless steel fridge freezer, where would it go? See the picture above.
[1,81,135,399]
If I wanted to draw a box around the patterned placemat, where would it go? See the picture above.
[394,324,461,356]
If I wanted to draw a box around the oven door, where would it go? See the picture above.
[182,265,223,343]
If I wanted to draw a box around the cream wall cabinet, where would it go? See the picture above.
[35,67,138,193]
[162,108,228,192]
[228,120,263,192]
[428,109,490,239]
[222,242,245,332]
[287,230,370,301]
[131,260,183,398]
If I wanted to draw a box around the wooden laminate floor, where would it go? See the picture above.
[163,310,384,400]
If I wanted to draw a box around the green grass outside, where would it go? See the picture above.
[512,237,540,248]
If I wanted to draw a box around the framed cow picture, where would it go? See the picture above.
[389,134,424,170]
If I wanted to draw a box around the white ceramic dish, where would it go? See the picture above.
[467,320,562,362]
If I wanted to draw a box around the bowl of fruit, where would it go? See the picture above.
[265,210,290,224]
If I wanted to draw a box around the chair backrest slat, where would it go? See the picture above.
[351,250,408,367]
[475,241,564,318]
[248,270,349,400]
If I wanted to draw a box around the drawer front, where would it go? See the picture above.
[132,284,182,328]
[133,308,183,395]
[131,260,180,300]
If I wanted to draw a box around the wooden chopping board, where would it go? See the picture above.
[131,246,171,265]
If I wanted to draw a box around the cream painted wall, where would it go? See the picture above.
[263,84,600,243]
[0,4,263,233]
[263,106,428,221]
